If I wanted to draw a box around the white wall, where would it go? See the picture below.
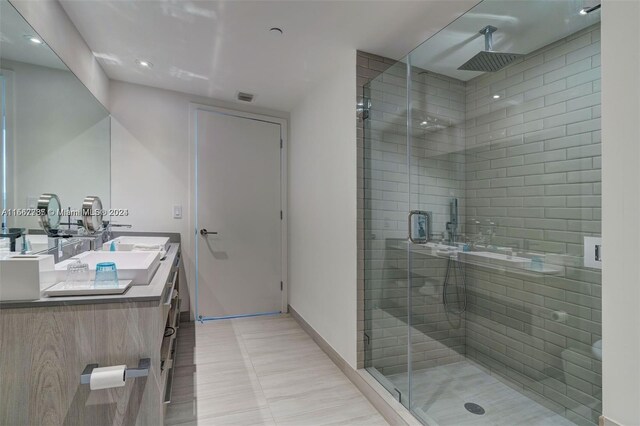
[601,2,640,425]
[289,50,358,368]
[9,0,110,108]
[109,81,288,315]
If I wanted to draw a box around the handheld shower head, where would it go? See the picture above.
[450,198,458,228]
[447,198,459,244]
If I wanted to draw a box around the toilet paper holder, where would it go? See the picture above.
[80,358,151,385]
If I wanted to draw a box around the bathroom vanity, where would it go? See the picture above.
[0,244,182,425]
[0,3,186,423]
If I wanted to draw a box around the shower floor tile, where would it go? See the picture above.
[388,361,577,426]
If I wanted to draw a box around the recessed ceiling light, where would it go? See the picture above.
[269,27,283,35]
[24,35,42,45]
[135,59,153,68]
[493,94,501,99]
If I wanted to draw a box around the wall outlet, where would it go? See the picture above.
[173,205,182,219]
[584,236,602,269]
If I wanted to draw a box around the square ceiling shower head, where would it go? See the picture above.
[458,51,523,72]
[458,25,523,72]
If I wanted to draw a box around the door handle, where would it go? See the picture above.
[200,229,218,236]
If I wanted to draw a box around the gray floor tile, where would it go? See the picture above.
[166,315,387,426]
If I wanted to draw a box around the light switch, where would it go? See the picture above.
[26,196,38,209]
[173,205,182,219]
[584,236,602,269]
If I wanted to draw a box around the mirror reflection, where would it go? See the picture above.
[0,0,110,254]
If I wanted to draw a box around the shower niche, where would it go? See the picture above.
[362,1,602,425]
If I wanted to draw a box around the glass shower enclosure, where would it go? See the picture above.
[363,1,602,425]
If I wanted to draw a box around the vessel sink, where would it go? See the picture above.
[102,236,170,251]
[55,251,161,285]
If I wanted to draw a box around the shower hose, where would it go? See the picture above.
[442,253,467,314]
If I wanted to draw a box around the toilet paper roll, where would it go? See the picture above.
[89,365,126,390]
[551,311,568,323]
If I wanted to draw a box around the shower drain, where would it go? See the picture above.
[464,402,486,415]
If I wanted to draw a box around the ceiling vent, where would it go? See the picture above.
[237,92,254,102]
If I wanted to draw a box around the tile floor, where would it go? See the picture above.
[166,315,388,426]
[387,361,576,426]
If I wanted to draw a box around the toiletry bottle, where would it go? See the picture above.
[531,256,543,271]
[21,235,28,254]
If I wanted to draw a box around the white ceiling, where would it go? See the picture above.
[59,0,479,111]
[0,0,68,70]
[409,0,601,81]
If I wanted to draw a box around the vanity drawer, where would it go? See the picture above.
[162,268,178,319]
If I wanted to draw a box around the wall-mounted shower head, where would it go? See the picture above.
[458,26,523,72]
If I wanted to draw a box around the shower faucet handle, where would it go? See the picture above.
[408,210,431,244]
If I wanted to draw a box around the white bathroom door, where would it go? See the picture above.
[195,108,283,319]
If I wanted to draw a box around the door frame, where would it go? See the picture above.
[188,103,288,320]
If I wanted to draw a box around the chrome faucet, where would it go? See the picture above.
[0,227,24,252]
[104,222,133,242]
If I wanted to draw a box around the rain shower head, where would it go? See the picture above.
[458,51,522,72]
[458,25,523,72]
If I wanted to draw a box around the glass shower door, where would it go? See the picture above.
[362,53,467,416]
[363,60,412,408]
[405,55,469,425]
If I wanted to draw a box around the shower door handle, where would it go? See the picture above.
[408,210,431,244]
[200,229,218,236]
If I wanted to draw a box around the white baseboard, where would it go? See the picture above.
[289,305,422,426]
[600,415,623,426]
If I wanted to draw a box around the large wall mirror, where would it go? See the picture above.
[0,0,110,253]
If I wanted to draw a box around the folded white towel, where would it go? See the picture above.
[132,243,163,250]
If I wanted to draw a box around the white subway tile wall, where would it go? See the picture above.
[359,23,601,426]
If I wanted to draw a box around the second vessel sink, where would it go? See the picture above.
[102,236,170,252]
[55,251,161,285]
